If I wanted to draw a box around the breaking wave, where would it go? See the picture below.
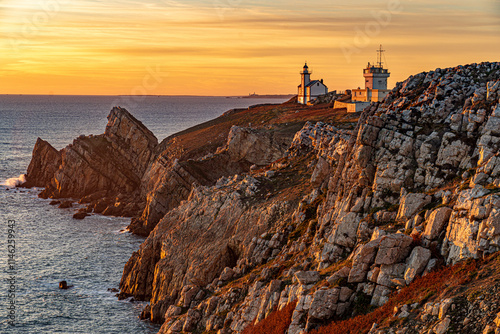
[2,174,26,187]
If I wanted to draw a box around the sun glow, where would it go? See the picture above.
[1,0,499,95]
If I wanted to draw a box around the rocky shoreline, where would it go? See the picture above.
[23,62,500,334]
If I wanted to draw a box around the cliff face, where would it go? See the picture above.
[23,138,62,188]
[24,107,158,217]
[130,126,292,236]
[118,62,500,334]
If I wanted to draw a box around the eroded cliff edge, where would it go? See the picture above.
[118,62,500,334]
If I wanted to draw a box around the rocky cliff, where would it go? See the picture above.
[23,62,500,334]
[117,62,500,334]
[24,107,158,217]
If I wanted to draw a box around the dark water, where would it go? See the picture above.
[0,95,287,333]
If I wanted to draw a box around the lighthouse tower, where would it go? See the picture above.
[298,63,311,103]
[363,45,390,90]
[352,45,391,103]
[301,63,311,87]
[298,63,327,104]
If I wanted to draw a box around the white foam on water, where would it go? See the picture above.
[2,174,26,187]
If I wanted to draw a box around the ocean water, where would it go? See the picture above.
[0,95,287,333]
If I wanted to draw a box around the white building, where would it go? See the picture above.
[298,63,328,104]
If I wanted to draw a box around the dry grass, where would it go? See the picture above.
[309,256,489,334]
[156,101,359,163]
[242,301,298,334]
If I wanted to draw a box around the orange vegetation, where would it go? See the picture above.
[242,301,298,334]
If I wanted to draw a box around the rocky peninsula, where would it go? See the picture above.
[24,62,500,334]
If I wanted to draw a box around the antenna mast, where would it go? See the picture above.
[376,44,385,68]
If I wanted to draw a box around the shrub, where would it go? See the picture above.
[242,301,297,334]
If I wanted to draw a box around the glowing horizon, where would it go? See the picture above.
[1,0,499,96]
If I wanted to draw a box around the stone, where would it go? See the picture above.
[396,193,432,222]
[404,246,431,284]
[73,212,89,220]
[311,157,330,187]
[422,207,452,240]
[374,234,413,265]
[165,305,182,318]
[183,309,201,332]
[179,285,201,308]
[371,285,391,306]
[376,263,407,287]
[438,298,453,320]
[58,201,73,209]
[339,287,353,302]
[219,267,235,281]
[23,138,62,188]
[434,317,451,334]
[294,271,321,285]
[308,288,339,319]
[327,266,351,285]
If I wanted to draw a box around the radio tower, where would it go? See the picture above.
[376,44,385,68]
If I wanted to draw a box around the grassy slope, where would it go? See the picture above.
[154,99,358,162]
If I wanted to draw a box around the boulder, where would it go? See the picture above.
[404,246,431,284]
[308,288,339,319]
[294,271,321,285]
[73,212,89,220]
[396,193,432,222]
[423,207,453,240]
[58,201,73,209]
[183,309,201,332]
[374,234,413,265]
[376,263,406,287]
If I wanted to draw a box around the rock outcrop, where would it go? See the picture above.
[23,138,62,188]
[116,62,500,334]
[129,125,292,235]
[24,107,158,218]
[22,62,500,334]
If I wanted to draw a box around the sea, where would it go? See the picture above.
[0,95,288,334]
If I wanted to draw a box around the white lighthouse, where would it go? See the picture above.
[298,63,328,104]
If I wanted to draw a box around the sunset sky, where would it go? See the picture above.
[1,0,499,95]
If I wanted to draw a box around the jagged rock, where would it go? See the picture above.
[23,138,61,188]
[294,271,320,285]
[327,266,351,285]
[374,234,413,265]
[226,126,289,165]
[164,305,182,318]
[219,267,235,282]
[422,207,453,241]
[58,201,73,209]
[179,285,200,308]
[376,263,406,288]
[73,211,89,220]
[311,156,330,187]
[308,288,339,319]
[404,246,431,284]
[434,317,451,334]
[132,125,292,236]
[348,239,379,283]
[396,193,432,222]
[183,309,201,332]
